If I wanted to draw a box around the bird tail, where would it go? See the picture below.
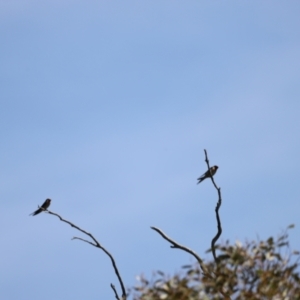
[197,177,204,184]
[29,209,40,216]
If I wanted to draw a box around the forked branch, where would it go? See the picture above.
[46,210,126,300]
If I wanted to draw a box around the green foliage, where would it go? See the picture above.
[133,226,300,300]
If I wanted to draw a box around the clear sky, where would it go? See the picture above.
[1,1,300,299]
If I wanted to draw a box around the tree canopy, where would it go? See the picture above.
[133,225,300,300]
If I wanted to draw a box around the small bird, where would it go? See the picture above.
[197,165,218,184]
[29,199,51,216]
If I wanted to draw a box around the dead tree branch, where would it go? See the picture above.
[151,226,208,275]
[46,210,126,300]
[204,149,223,264]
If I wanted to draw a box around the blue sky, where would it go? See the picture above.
[1,1,300,299]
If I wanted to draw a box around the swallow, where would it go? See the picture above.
[29,198,51,216]
[197,165,218,184]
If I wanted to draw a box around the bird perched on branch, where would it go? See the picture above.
[197,165,218,184]
[29,199,51,216]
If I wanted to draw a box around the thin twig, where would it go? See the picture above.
[111,284,120,300]
[204,149,223,264]
[151,226,208,275]
[46,210,126,300]
[71,236,97,247]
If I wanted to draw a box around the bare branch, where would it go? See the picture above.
[203,149,223,264]
[211,198,222,263]
[46,210,127,300]
[72,236,97,247]
[151,226,209,275]
[111,283,120,300]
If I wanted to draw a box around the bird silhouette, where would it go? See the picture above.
[197,165,218,184]
[29,199,51,216]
